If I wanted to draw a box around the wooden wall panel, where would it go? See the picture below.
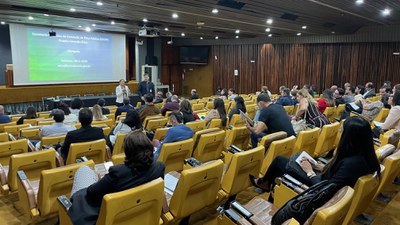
[212,42,400,94]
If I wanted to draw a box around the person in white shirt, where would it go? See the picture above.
[116,79,130,106]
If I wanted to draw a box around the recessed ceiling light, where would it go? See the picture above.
[110,21,115,25]
[268,34,272,37]
[96,1,103,6]
[297,33,302,36]
[164,27,169,31]
[78,25,82,28]
[1,21,5,25]
[212,9,219,14]
[70,8,76,12]
[215,36,219,39]
[43,14,49,17]
[302,26,307,29]
[235,36,239,39]
[172,13,179,19]
[85,27,91,32]
[28,16,34,20]
[266,19,273,24]
[181,33,185,36]
[235,29,240,34]
[92,24,96,27]
[331,31,335,34]
[265,28,271,32]
[382,8,391,16]
[355,0,364,4]
[200,37,203,40]
[143,18,148,22]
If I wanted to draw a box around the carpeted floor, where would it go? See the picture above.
[0,184,399,225]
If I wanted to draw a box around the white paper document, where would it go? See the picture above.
[296,151,317,166]
[164,174,179,195]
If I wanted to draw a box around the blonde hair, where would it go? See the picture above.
[298,88,317,105]
[92,104,104,121]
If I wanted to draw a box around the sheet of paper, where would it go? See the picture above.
[164,173,179,195]
[296,151,317,166]
[239,110,254,127]
[373,121,384,127]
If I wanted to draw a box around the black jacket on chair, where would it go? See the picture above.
[60,125,105,160]
[68,161,165,225]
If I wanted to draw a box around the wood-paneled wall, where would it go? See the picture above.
[212,42,400,94]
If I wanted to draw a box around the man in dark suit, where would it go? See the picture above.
[97,98,110,115]
[362,82,376,99]
[115,98,134,119]
[137,73,155,98]
[60,108,105,161]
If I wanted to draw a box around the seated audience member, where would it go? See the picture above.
[330,85,338,93]
[393,84,400,94]
[279,86,286,93]
[377,92,400,134]
[250,117,381,193]
[363,82,376,99]
[216,87,222,96]
[228,88,238,101]
[310,85,318,97]
[180,99,199,124]
[0,105,11,123]
[303,84,314,97]
[276,88,294,106]
[343,82,351,90]
[161,95,179,116]
[379,86,392,109]
[261,86,272,97]
[138,94,161,123]
[246,94,296,148]
[58,103,78,125]
[334,88,346,106]
[354,85,365,102]
[291,85,299,92]
[154,91,164,104]
[109,110,142,146]
[294,89,330,128]
[70,98,84,116]
[189,89,200,100]
[165,91,173,103]
[220,88,228,100]
[92,104,108,121]
[228,96,247,121]
[383,81,392,88]
[17,106,37,125]
[343,86,355,103]
[360,98,384,121]
[154,111,193,159]
[67,131,164,225]
[115,98,134,119]
[60,108,105,160]
[40,110,76,137]
[291,90,299,105]
[97,98,110,115]
[204,98,227,128]
[317,89,335,113]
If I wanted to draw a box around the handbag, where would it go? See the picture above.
[271,180,337,225]
[285,153,310,184]
[292,106,307,134]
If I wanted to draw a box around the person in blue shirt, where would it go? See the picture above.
[275,88,294,106]
[0,105,11,124]
[154,111,194,160]
[115,98,134,119]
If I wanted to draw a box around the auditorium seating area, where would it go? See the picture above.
[0,89,400,225]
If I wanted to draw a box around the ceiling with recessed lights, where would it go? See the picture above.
[0,0,398,39]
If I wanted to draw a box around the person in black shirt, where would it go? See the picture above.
[180,99,199,124]
[189,89,200,100]
[246,94,296,147]
[137,73,155,98]
[334,88,346,106]
[228,96,246,121]
[97,98,110,115]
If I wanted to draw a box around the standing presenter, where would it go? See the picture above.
[137,73,155,100]
[116,79,130,106]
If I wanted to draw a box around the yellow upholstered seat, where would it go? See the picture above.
[283,105,294,115]
[154,127,169,141]
[92,119,114,128]
[0,132,9,142]
[185,120,206,133]
[246,104,257,120]
[323,107,336,123]
[41,135,66,148]
[259,136,296,177]
[374,108,390,123]
[58,178,165,225]
[4,124,30,137]
[374,150,400,199]
[157,139,194,173]
[0,149,56,194]
[313,122,340,158]
[192,129,225,162]
[142,115,164,128]
[208,118,223,129]
[0,139,28,166]
[37,120,54,126]
[205,102,214,110]
[20,128,41,140]
[229,114,245,127]
[334,104,345,120]
[257,131,288,153]
[17,160,95,219]
[192,103,204,111]
[111,153,125,165]
[112,133,126,155]
[65,139,107,165]
[224,126,250,150]
[342,172,380,225]
[145,118,168,132]
[293,128,320,155]
[0,122,15,133]
[162,160,224,224]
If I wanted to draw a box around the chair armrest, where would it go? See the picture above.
[57,195,73,225]
[0,163,7,185]
[8,133,16,141]
[27,140,38,152]
[275,174,308,193]
[17,170,37,210]
[57,195,72,211]
[55,151,65,167]
[105,145,111,161]
[162,193,170,213]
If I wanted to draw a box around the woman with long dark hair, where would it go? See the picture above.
[17,106,37,125]
[67,131,165,225]
[317,89,335,113]
[109,110,142,146]
[250,116,381,192]
[204,98,227,127]
[180,99,199,124]
[228,96,247,121]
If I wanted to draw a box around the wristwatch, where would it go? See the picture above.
[307,171,316,178]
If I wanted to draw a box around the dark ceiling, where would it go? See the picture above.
[0,0,399,39]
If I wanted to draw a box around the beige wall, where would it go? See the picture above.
[181,58,213,98]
